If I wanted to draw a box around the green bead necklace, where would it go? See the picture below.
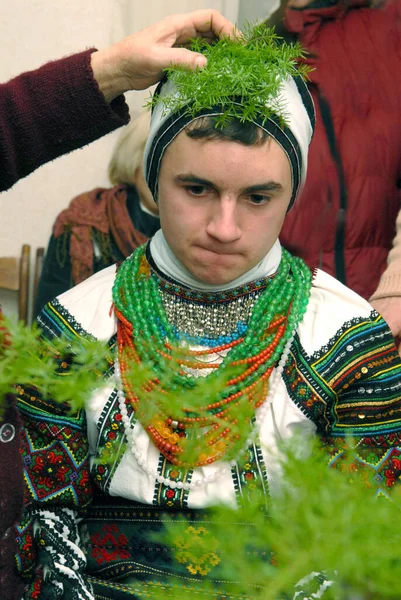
[113,244,312,467]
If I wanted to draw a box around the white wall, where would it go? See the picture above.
[237,0,280,28]
[0,0,239,319]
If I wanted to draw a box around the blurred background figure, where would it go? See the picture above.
[265,0,401,342]
[34,111,160,316]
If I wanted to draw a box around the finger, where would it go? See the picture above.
[173,9,236,43]
[205,10,237,39]
[161,47,207,70]
[177,36,217,50]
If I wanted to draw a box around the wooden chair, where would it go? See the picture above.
[0,244,31,324]
[33,247,45,311]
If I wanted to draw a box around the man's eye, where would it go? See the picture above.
[249,194,270,205]
[186,185,208,196]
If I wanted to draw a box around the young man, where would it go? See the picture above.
[0,9,235,600]
[14,30,401,599]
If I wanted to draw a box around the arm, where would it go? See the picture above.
[0,50,129,193]
[0,9,235,192]
[366,0,401,341]
[317,313,401,493]
[15,331,95,598]
[370,207,401,344]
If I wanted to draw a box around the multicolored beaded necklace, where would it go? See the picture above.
[153,261,275,348]
[112,244,312,469]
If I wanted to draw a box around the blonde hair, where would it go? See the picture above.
[108,110,151,186]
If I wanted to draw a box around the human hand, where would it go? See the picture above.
[91,9,236,103]
[371,296,401,354]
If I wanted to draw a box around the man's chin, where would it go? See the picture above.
[178,248,252,285]
[188,263,246,286]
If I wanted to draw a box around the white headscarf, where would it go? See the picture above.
[149,230,282,292]
[143,75,315,210]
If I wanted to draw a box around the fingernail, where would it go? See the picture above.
[194,55,207,69]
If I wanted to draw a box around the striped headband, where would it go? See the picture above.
[143,75,315,211]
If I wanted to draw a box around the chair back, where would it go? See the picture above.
[33,247,45,312]
[0,244,31,324]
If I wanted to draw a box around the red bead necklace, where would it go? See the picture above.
[115,307,288,467]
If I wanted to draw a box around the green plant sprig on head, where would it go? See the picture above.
[148,22,311,128]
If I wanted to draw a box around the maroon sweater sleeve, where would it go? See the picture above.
[0,49,129,599]
[0,48,130,192]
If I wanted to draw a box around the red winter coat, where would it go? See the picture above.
[279,0,401,300]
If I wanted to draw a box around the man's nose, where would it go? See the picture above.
[205,196,242,243]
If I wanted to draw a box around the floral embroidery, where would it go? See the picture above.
[91,388,132,493]
[153,456,192,508]
[173,526,220,576]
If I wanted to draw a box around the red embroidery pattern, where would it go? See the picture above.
[90,524,130,564]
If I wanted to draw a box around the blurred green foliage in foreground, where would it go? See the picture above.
[2,317,401,599]
[150,438,401,599]
[0,316,111,416]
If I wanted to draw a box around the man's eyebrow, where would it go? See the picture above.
[243,182,283,194]
[176,175,283,194]
[177,174,215,187]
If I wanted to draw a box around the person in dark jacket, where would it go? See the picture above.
[266,0,401,339]
[34,111,160,317]
[0,10,235,599]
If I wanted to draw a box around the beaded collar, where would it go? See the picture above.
[146,243,275,347]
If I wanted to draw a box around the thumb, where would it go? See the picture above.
[163,47,207,71]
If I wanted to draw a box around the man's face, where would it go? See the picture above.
[158,131,292,285]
